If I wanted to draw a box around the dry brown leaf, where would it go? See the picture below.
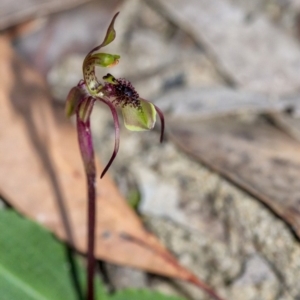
[0,34,177,276]
[0,36,225,300]
[168,115,300,238]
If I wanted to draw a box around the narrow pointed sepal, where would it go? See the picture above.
[88,12,119,55]
[100,12,119,48]
[122,98,156,131]
[65,86,85,117]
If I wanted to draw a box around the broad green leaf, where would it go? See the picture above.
[0,209,107,300]
[65,86,84,117]
[122,99,156,131]
[110,289,186,300]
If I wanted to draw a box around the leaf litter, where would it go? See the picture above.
[0,34,224,300]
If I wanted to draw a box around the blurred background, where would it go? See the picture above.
[2,0,300,299]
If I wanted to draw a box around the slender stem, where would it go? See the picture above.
[86,172,96,300]
[77,111,96,300]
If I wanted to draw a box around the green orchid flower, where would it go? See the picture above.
[65,12,164,178]
[65,12,165,300]
[64,12,224,300]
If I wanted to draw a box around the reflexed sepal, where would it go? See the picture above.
[65,86,85,117]
[122,98,156,131]
[78,97,95,123]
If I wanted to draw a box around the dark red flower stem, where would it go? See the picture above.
[77,112,96,300]
[86,171,96,300]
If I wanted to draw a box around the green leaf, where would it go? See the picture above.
[0,210,188,300]
[122,99,156,131]
[110,289,186,300]
[65,86,84,117]
[0,209,107,300]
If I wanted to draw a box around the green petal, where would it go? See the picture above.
[65,86,84,117]
[89,53,120,68]
[122,99,156,131]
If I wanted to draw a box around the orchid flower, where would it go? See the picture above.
[64,12,164,300]
[64,12,224,300]
[65,12,164,179]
